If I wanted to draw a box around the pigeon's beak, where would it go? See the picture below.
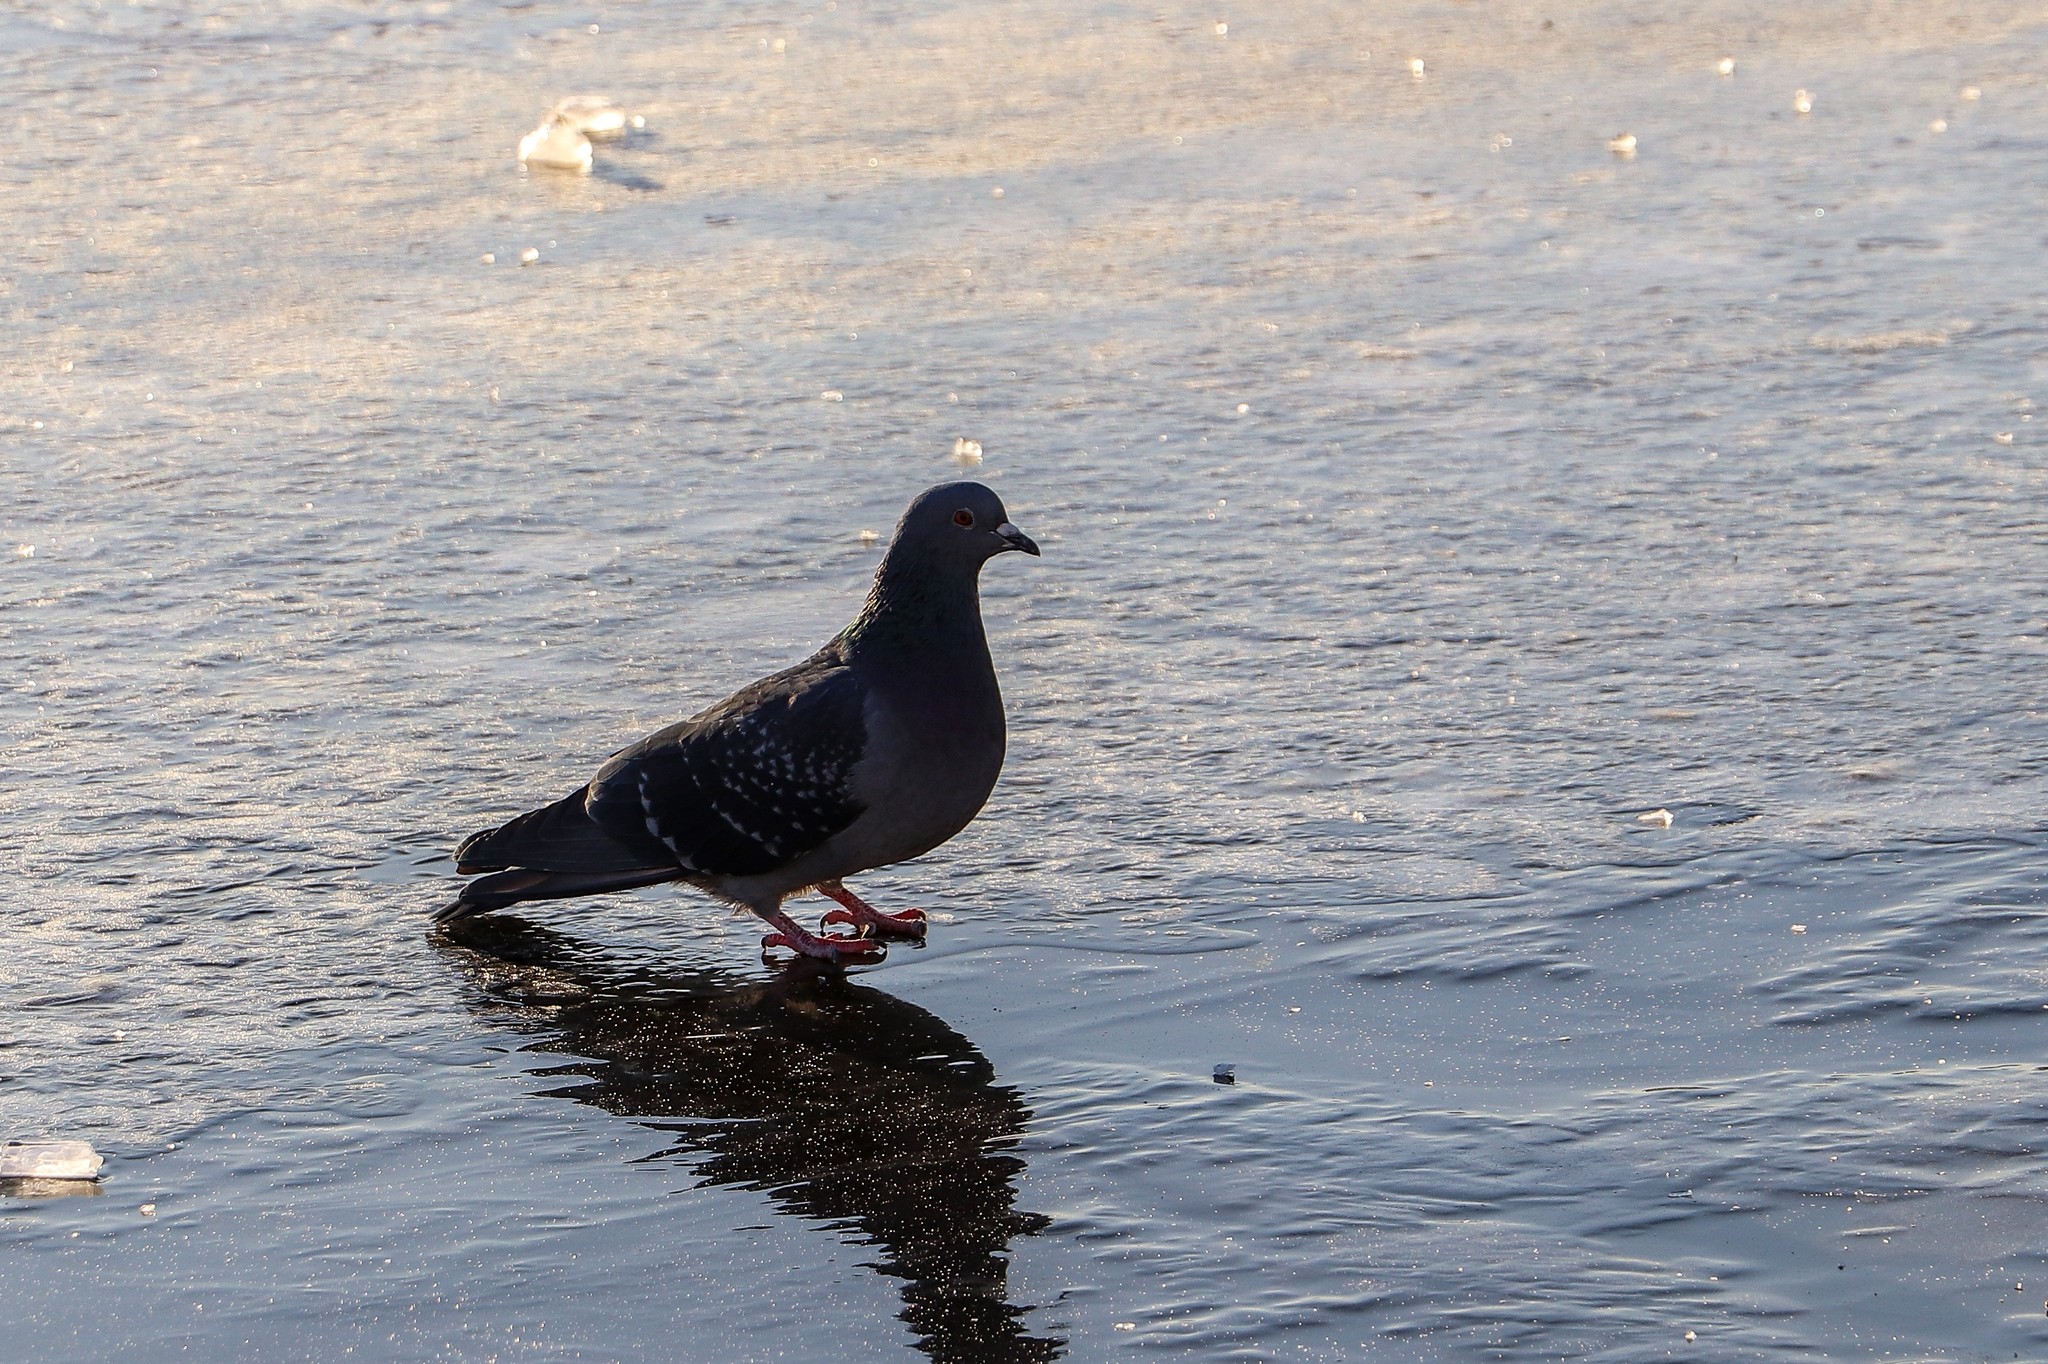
[996,522,1041,557]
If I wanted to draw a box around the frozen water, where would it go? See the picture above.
[4,0,2047,1359]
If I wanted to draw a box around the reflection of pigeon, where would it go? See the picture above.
[439,482,1040,964]
[439,915,1061,1360]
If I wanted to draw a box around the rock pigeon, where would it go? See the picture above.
[436,482,1040,964]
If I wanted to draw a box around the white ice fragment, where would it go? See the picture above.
[1609,132,1637,156]
[991,186,1004,198]
[480,252,495,264]
[551,95,628,138]
[1794,89,1814,114]
[820,390,844,402]
[1993,431,2014,445]
[1930,119,1947,133]
[1113,1323,1136,1332]
[1791,923,1808,934]
[139,1202,156,1215]
[1236,403,1250,414]
[1409,57,1426,79]
[1638,808,1673,827]
[519,247,540,265]
[518,116,593,172]
[953,437,983,466]
[1686,1332,1698,1343]
[1962,86,1981,101]
[2,1140,104,1181]
[630,114,646,129]
[15,544,32,558]
[1213,22,1227,36]
[1716,57,1735,76]
[858,529,880,546]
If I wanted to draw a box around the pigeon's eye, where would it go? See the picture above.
[953,509,976,528]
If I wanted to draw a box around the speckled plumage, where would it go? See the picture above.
[438,482,1039,962]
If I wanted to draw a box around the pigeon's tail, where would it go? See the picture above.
[435,865,679,923]
[438,789,676,923]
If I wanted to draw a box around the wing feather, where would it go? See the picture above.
[584,653,869,877]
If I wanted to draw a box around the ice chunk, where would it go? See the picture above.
[518,117,593,172]
[551,95,628,139]
[2,1139,104,1181]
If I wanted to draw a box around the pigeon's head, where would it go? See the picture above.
[892,481,1040,567]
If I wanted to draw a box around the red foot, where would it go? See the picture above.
[758,909,886,965]
[760,931,886,964]
[819,882,929,941]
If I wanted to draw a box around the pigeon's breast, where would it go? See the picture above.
[843,676,1007,868]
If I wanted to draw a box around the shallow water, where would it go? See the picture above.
[5,0,2048,1358]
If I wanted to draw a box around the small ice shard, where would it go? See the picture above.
[1930,119,1947,133]
[1213,21,1227,36]
[1791,924,1808,934]
[953,437,983,466]
[139,1202,156,1215]
[2,1140,104,1181]
[519,247,540,265]
[1236,403,1250,414]
[1794,89,1814,114]
[1686,1332,1698,1343]
[518,116,593,172]
[858,528,880,546]
[820,390,844,402]
[550,95,628,139]
[1716,57,1735,76]
[1213,1064,1236,1084]
[1408,57,1426,79]
[480,252,495,265]
[1609,132,1637,156]
[1638,808,1673,827]
[1961,86,1981,101]
[1993,431,2014,445]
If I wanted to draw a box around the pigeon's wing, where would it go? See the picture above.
[584,654,870,878]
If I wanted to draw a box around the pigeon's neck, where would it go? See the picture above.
[841,548,989,667]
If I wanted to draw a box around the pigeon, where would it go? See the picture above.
[436,482,1040,964]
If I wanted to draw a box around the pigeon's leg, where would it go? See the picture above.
[758,906,886,965]
[817,881,929,941]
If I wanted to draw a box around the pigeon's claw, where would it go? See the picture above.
[822,904,927,939]
[757,905,886,965]
[818,883,930,941]
[759,925,887,965]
